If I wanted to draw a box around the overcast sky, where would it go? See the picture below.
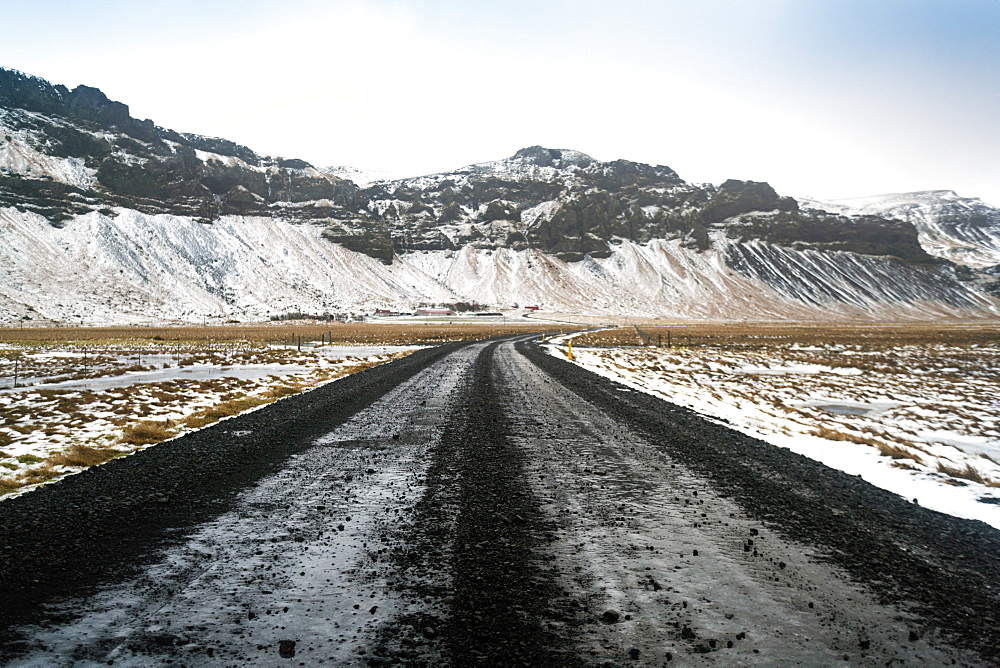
[3,0,998,204]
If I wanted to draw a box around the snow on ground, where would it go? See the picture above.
[0,208,461,325]
[547,336,1000,529]
[0,341,419,499]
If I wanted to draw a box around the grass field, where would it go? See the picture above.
[575,322,1000,348]
[0,322,558,345]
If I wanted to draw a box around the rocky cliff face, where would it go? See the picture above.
[0,69,359,224]
[324,146,940,269]
[801,192,1000,297]
[2,67,998,323]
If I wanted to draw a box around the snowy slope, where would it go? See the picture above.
[407,237,995,319]
[2,206,996,325]
[0,208,457,323]
[319,166,407,188]
[0,110,98,188]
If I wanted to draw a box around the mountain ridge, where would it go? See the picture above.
[2,67,998,324]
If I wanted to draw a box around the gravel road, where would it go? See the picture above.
[1,336,998,666]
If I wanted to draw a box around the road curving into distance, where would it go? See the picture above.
[1,335,998,666]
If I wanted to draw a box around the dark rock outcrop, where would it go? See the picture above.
[0,68,358,223]
[1,67,994,289]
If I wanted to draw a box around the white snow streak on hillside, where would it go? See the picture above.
[405,238,993,320]
[0,136,96,189]
[1,207,996,325]
[320,165,407,187]
[0,208,458,323]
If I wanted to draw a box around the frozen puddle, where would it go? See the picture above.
[1,346,422,393]
[6,347,474,667]
[817,404,874,416]
[1,364,315,393]
[796,399,902,418]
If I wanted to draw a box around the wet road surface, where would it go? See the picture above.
[1,336,998,666]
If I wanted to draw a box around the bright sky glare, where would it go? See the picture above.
[2,0,998,204]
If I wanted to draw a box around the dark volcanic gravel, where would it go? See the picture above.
[374,342,580,666]
[2,335,999,666]
[0,342,462,648]
[518,338,1000,664]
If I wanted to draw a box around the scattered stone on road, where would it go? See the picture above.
[0,336,998,666]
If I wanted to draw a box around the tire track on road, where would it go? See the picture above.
[518,337,1000,665]
[0,342,472,665]
[374,340,579,667]
[4,335,997,665]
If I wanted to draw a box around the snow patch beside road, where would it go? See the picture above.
[548,338,1000,529]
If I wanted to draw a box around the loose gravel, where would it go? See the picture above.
[0,342,462,654]
[1,335,998,666]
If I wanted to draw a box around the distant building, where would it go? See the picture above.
[525,305,540,311]
[416,308,455,316]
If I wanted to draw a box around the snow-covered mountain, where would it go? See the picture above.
[802,191,1000,270]
[2,67,999,324]
[3,207,992,324]
[320,166,407,188]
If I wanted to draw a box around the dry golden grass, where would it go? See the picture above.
[2,442,129,498]
[811,426,882,447]
[263,385,302,399]
[811,424,931,464]
[576,323,1000,348]
[0,347,422,498]
[181,397,269,429]
[0,322,556,346]
[876,442,923,463]
[179,415,215,430]
[936,462,996,486]
[581,324,1000,491]
[18,464,61,485]
[120,420,176,445]
[48,443,125,468]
